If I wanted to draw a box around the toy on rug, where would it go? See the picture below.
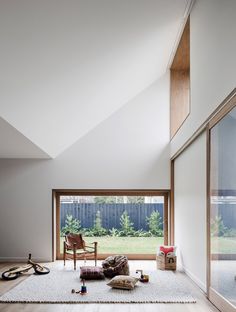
[71,279,88,295]
[80,279,87,295]
[2,253,50,281]
[136,269,149,283]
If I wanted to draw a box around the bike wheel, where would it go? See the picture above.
[34,265,50,275]
[2,270,20,280]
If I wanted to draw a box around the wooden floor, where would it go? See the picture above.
[0,261,219,312]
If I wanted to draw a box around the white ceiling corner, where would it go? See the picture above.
[0,117,51,158]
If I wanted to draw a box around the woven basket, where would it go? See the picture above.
[156,255,176,271]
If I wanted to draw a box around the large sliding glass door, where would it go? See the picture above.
[209,105,236,311]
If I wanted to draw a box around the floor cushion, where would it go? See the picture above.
[107,275,139,290]
[80,266,105,280]
[102,255,129,278]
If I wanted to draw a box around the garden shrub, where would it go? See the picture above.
[109,228,120,237]
[61,214,81,236]
[119,211,135,236]
[146,211,163,236]
[223,228,236,237]
[90,210,107,236]
[211,215,227,237]
[61,210,166,238]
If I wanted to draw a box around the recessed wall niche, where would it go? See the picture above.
[170,17,190,139]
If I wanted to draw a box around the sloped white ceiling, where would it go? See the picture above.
[0,0,190,158]
[0,117,50,158]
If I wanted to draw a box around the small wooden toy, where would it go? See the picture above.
[71,280,88,295]
[71,288,80,294]
[79,279,87,295]
[136,269,149,283]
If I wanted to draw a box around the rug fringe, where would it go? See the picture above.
[0,300,197,304]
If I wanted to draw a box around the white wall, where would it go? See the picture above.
[171,0,236,293]
[174,131,207,292]
[0,74,170,261]
[171,0,236,156]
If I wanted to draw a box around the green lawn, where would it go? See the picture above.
[60,236,236,255]
[211,236,236,254]
[60,236,163,254]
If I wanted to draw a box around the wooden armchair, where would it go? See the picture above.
[63,233,98,270]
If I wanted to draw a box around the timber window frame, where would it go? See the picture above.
[52,189,170,261]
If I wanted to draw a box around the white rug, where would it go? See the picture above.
[0,269,196,303]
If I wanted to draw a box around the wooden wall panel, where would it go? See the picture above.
[170,17,190,139]
[170,69,190,138]
[171,18,190,70]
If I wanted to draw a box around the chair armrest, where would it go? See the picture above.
[84,245,95,249]
[84,242,98,249]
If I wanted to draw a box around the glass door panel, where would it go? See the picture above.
[210,107,236,308]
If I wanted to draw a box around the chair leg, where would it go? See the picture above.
[73,245,76,270]
[63,242,66,266]
[94,242,98,266]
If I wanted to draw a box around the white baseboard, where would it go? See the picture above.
[0,257,52,263]
[180,265,207,293]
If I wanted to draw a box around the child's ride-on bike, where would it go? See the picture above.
[2,253,50,280]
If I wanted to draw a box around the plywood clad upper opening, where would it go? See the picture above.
[170,17,190,139]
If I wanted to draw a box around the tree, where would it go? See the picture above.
[120,211,134,236]
[94,196,116,204]
[146,211,163,236]
[61,214,81,235]
[211,215,227,237]
[127,196,145,204]
[115,196,125,203]
[92,210,107,236]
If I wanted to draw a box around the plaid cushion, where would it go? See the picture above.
[80,266,105,280]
